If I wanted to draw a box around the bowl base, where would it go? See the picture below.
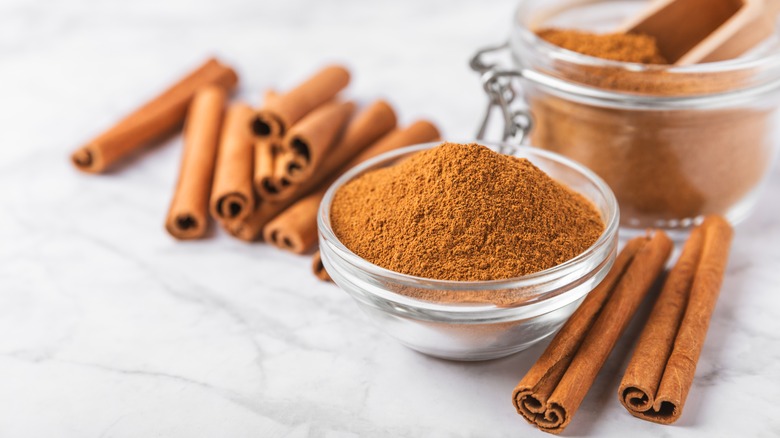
[397,329,557,362]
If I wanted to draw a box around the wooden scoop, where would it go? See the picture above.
[621,0,780,64]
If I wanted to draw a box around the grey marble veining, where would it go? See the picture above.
[1,0,779,436]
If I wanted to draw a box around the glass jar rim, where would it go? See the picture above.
[317,141,620,314]
[509,0,780,107]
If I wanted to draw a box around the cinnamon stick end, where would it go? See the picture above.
[619,385,681,424]
[71,146,100,173]
[215,194,250,221]
[166,214,206,240]
[270,228,291,249]
[256,177,292,202]
[256,177,281,198]
[265,225,308,255]
[512,390,567,435]
[281,151,309,183]
[251,111,284,139]
[312,251,332,282]
[205,57,240,89]
[289,137,311,164]
[322,64,351,89]
[702,215,734,241]
[405,119,441,145]
[223,67,239,90]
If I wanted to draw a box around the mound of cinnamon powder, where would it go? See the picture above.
[538,29,668,64]
[330,143,605,281]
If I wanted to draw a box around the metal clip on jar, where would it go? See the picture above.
[473,0,780,236]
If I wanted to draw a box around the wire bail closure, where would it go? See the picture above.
[470,42,534,144]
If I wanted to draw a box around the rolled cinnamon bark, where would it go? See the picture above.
[223,199,291,242]
[264,194,322,253]
[352,119,440,161]
[312,250,332,282]
[256,173,283,199]
[253,139,278,197]
[72,58,238,173]
[513,231,673,434]
[210,103,256,222]
[251,65,350,139]
[277,101,355,183]
[235,102,398,241]
[618,216,733,425]
[165,86,226,239]
[261,100,397,202]
[274,152,305,186]
[250,90,282,197]
[263,120,440,254]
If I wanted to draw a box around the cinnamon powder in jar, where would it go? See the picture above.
[537,29,668,64]
[330,142,604,282]
[529,28,774,227]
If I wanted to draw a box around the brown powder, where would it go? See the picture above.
[538,29,668,64]
[529,28,775,228]
[330,142,604,282]
[535,28,745,94]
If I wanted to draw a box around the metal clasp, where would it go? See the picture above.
[470,43,533,144]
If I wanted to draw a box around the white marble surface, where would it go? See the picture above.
[2,0,780,436]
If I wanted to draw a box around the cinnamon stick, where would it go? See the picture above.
[273,153,305,188]
[312,250,332,282]
[277,101,356,183]
[165,86,226,239]
[251,65,350,139]
[619,216,733,424]
[260,100,397,202]
[264,120,440,254]
[513,231,673,434]
[250,90,284,197]
[210,103,256,222]
[350,119,441,161]
[231,101,403,242]
[264,193,322,253]
[224,198,293,242]
[72,58,238,173]
[253,139,278,196]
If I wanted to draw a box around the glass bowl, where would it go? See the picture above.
[317,142,619,361]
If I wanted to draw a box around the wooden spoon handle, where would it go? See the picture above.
[766,0,780,15]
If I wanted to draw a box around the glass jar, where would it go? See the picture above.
[318,142,619,361]
[475,0,780,235]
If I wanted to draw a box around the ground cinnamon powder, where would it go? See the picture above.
[538,29,668,64]
[528,28,774,228]
[330,142,604,282]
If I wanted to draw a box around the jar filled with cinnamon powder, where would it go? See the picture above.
[475,0,780,234]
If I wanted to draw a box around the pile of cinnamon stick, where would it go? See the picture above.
[71,58,440,280]
[513,216,733,434]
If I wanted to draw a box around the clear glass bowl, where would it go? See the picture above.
[508,0,780,236]
[317,142,619,361]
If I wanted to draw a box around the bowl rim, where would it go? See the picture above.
[317,141,620,298]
